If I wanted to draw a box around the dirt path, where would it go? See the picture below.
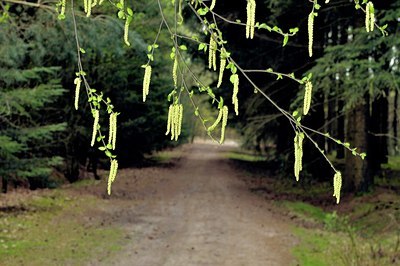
[91,143,297,266]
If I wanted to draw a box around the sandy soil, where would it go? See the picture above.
[87,143,297,266]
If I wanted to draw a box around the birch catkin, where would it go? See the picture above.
[294,131,304,181]
[220,105,228,144]
[308,12,314,57]
[166,104,173,135]
[124,19,130,46]
[210,0,216,10]
[90,109,99,147]
[107,159,118,195]
[173,57,178,87]
[166,104,183,141]
[246,0,256,39]
[74,77,81,110]
[217,48,226,88]
[108,113,117,150]
[303,81,313,115]
[143,65,152,102]
[208,107,223,132]
[232,74,239,116]
[333,171,342,204]
[365,2,374,32]
[208,35,217,71]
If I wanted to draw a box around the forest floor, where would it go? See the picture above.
[1,141,399,265]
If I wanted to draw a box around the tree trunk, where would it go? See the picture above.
[2,177,8,193]
[369,92,389,173]
[336,99,345,159]
[344,101,371,193]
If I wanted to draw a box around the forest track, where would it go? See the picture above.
[89,142,297,266]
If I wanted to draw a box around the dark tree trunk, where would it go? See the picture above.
[2,177,8,193]
[336,99,345,159]
[394,90,399,153]
[344,100,371,193]
[369,91,389,174]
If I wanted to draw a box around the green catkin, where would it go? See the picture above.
[60,0,66,17]
[333,171,342,204]
[208,35,217,71]
[232,74,239,116]
[308,12,314,57]
[173,57,178,87]
[217,48,226,88]
[99,0,104,4]
[303,81,313,115]
[90,109,99,147]
[365,2,371,32]
[107,159,118,195]
[220,105,228,144]
[112,113,117,150]
[124,18,130,46]
[74,77,81,111]
[210,0,216,10]
[208,107,223,132]
[246,0,256,39]
[294,131,304,181]
[177,104,183,138]
[108,113,114,147]
[84,0,88,13]
[166,104,173,135]
[143,65,152,102]
[366,2,375,32]
[86,0,92,17]
[108,113,117,150]
[92,0,97,7]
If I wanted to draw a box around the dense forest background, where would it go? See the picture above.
[0,0,399,197]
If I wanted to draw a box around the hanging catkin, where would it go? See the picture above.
[365,2,374,32]
[124,18,131,46]
[208,35,217,71]
[217,48,226,88]
[166,104,173,135]
[173,57,178,87]
[333,171,342,204]
[246,0,256,39]
[220,105,228,144]
[231,74,239,116]
[90,109,100,147]
[74,77,81,110]
[303,81,313,115]
[60,0,66,17]
[84,0,88,13]
[210,0,216,10]
[143,65,152,102]
[107,159,118,195]
[308,12,314,57]
[86,0,92,16]
[208,107,223,132]
[108,113,117,150]
[166,104,183,141]
[294,131,304,181]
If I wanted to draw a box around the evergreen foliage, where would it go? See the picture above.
[0,18,66,191]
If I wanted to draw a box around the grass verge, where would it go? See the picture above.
[0,190,124,265]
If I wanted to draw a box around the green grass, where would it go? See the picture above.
[382,155,400,171]
[225,151,267,162]
[283,200,400,265]
[282,201,327,223]
[292,227,340,266]
[0,191,123,265]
